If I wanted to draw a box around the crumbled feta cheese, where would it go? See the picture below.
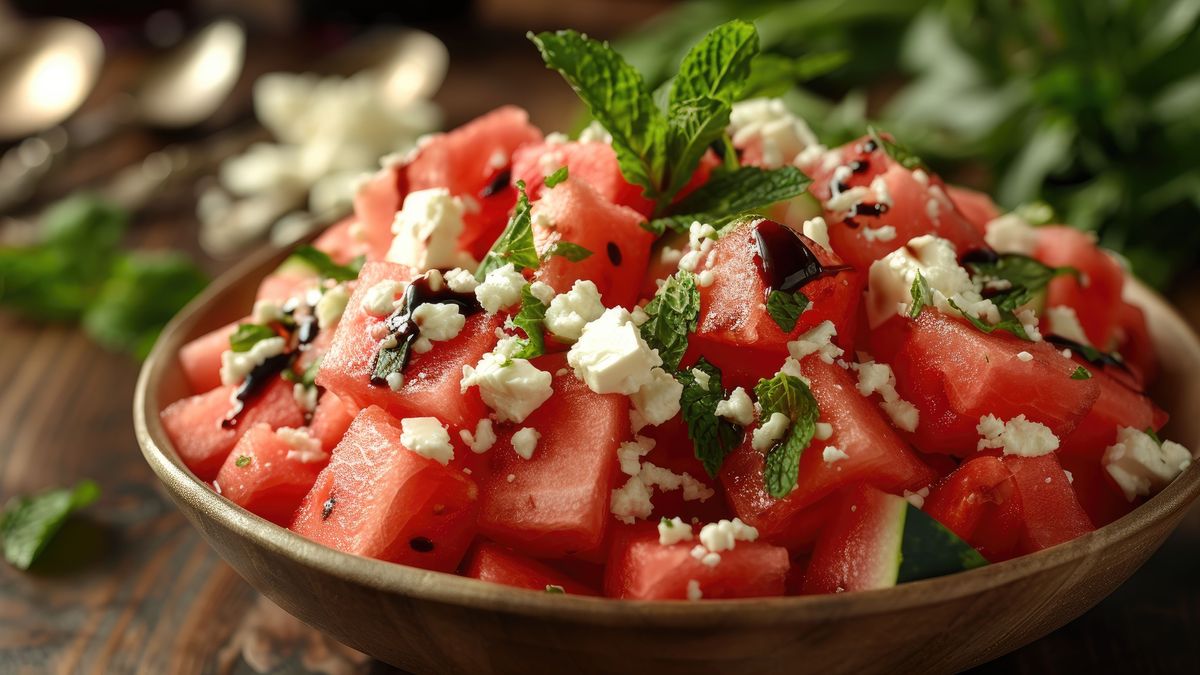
[861,225,897,243]
[459,418,496,454]
[869,175,893,208]
[612,438,715,524]
[691,367,712,390]
[657,517,694,545]
[543,279,605,342]
[728,98,819,168]
[293,383,318,412]
[399,417,454,466]
[1016,351,1034,362]
[610,475,655,524]
[577,120,612,144]
[976,414,1060,457]
[529,281,556,306]
[825,185,873,214]
[814,422,834,441]
[252,299,284,324]
[474,263,527,314]
[1103,427,1192,501]
[985,213,1038,255]
[511,427,541,460]
[678,221,718,273]
[697,270,715,287]
[715,387,755,426]
[777,357,804,379]
[314,284,350,330]
[904,486,930,509]
[801,217,830,251]
[640,462,715,501]
[412,337,433,354]
[444,267,478,293]
[788,320,844,364]
[568,307,662,395]
[686,579,703,601]
[220,337,287,386]
[1046,305,1091,346]
[386,372,404,391]
[460,343,553,423]
[659,246,684,266]
[691,546,721,567]
[361,279,404,317]
[277,427,327,463]
[851,360,921,432]
[506,473,516,483]
[822,446,849,465]
[617,436,655,476]
[866,235,998,328]
[698,518,759,553]
[386,188,476,271]
[752,412,791,452]
[630,367,683,428]
[411,302,466,341]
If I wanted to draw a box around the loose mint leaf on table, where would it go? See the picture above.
[288,245,363,282]
[544,166,569,188]
[766,290,810,332]
[510,285,548,360]
[639,271,700,371]
[1,480,99,570]
[542,241,593,263]
[649,165,812,234]
[529,30,667,200]
[909,270,933,319]
[677,358,744,478]
[755,373,820,498]
[476,181,539,280]
[229,323,278,352]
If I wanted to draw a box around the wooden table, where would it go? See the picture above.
[2,21,1200,675]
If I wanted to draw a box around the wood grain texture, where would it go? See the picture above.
[3,20,1200,675]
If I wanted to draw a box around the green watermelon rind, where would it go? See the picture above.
[897,501,990,584]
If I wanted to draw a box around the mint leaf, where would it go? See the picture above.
[510,285,548,360]
[766,290,809,332]
[1,480,99,570]
[947,297,1032,341]
[663,95,731,201]
[677,358,744,477]
[1145,427,1163,445]
[477,181,539,280]
[288,245,362,282]
[83,253,208,359]
[650,166,812,234]
[670,19,758,106]
[529,30,666,199]
[544,166,569,188]
[909,270,933,319]
[283,355,323,388]
[755,373,820,498]
[966,254,1078,312]
[235,455,252,467]
[542,241,593,263]
[742,51,851,99]
[1070,365,1092,380]
[868,127,926,171]
[230,323,278,352]
[640,271,700,370]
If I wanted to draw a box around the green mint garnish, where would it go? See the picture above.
[868,126,926,171]
[648,166,812,234]
[282,355,323,388]
[235,455,252,468]
[1,480,99,570]
[955,253,1078,341]
[639,271,700,371]
[510,285,548,360]
[476,180,539,280]
[544,166,569,188]
[288,245,363,282]
[909,270,933,319]
[542,241,593,263]
[677,358,744,478]
[229,323,278,352]
[1145,427,1163,445]
[1070,365,1092,380]
[766,289,810,332]
[755,372,820,498]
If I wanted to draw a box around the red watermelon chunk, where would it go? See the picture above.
[179,319,239,394]
[946,185,1001,235]
[604,524,789,599]
[688,219,863,387]
[637,416,731,524]
[312,215,376,264]
[531,177,654,309]
[478,353,627,559]
[1113,300,1158,385]
[720,358,936,549]
[869,311,1100,455]
[214,423,325,525]
[291,406,479,571]
[464,541,599,595]
[513,140,655,216]
[1057,362,1166,459]
[160,377,306,481]
[350,165,405,261]
[1057,452,1138,528]
[1033,225,1126,350]
[1003,453,1094,553]
[316,261,499,430]
[309,392,357,452]
[923,456,1023,562]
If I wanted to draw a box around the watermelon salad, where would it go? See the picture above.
[162,22,1194,600]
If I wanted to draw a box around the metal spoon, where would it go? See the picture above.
[0,18,104,141]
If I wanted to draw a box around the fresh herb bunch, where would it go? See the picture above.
[0,196,208,358]
[619,0,1200,288]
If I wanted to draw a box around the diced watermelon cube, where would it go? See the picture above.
[463,541,599,595]
[312,215,375,264]
[513,140,656,216]
[213,423,325,525]
[178,319,239,394]
[316,261,500,430]
[1004,453,1094,553]
[946,184,1001,235]
[1034,225,1126,349]
[291,406,479,571]
[160,378,306,481]
[923,456,1023,562]
[1057,362,1165,459]
[350,165,405,261]
[309,392,356,452]
[478,353,627,559]
[604,524,789,599]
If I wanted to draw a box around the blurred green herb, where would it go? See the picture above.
[1,480,99,570]
[0,195,208,358]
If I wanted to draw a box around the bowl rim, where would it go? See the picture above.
[134,238,1200,628]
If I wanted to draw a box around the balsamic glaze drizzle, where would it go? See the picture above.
[480,169,511,198]
[369,272,484,386]
[752,220,852,296]
[222,352,295,428]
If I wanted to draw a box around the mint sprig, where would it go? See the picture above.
[766,289,810,332]
[1,480,99,570]
[230,323,278,352]
[510,285,548,360]
[755,372,820,498]
[639,271,700,371]
[909,270,933,319]
[542,241,593,263]
[677,358,744,477]
[476,181,539,280]
[955,253,1078,340]
[288,245,363,282]
[648,166,812,234]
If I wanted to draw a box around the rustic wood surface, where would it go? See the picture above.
[2,16,1200,675]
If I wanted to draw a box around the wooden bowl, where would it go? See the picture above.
[134,241,1200,674]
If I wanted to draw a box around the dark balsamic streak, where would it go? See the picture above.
[221,352,295,429]
[480,169,511,198]
[369,273,484,386]
[752,220,852,297]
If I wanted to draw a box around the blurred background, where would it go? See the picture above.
[1,0,1199,673]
